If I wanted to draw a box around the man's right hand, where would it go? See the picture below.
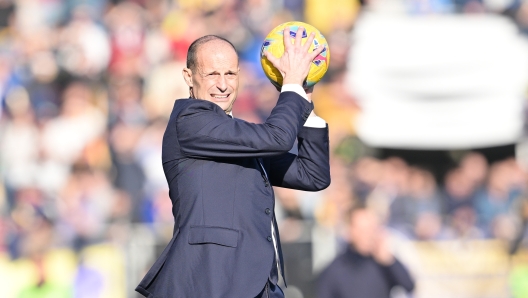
[263,26,324,87]
[372,230,395,266]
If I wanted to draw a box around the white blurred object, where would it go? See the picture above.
[143,61,189,119]
[312,224,338,274]
[58,14,111,77]
[41,108,105,163]
[483,0,515,12]
[135,122,167,193]
[144,29,172,66]
[347,14,528,149]
[0,87,40,188]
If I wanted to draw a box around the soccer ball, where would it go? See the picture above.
[260,21,330,89]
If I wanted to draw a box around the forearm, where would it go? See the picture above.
[177,92,313,158]
[296,126,331,190]
[268,125,330,191]
[382,259,415,293]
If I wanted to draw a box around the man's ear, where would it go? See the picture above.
[182,68,193,87]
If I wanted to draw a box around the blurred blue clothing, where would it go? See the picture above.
[406,0,455,14]
[73,265,104,298]
[443,187,478,215]
[389,193,443,237]
[474,188,519,235]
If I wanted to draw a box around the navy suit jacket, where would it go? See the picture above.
[136,91,330,298]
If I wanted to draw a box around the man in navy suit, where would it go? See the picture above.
[136,27,330,298]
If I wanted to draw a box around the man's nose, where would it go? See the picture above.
[216,75,228,92]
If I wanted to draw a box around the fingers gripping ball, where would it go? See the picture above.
[260,21,330,89]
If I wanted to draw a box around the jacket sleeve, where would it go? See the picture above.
[266,125,331,191]
[175,91,313,159]
[382,258,415,293]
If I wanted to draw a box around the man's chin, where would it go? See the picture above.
[212,101,227,110]
[222,105,233,114]
[201,96,235,113]
[213,100,234,114]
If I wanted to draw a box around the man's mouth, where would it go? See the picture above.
[212,94,230,100]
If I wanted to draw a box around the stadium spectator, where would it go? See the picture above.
[475,160,523,238]
[317,205,415,298]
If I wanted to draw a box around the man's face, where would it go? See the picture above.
[183,40,240,114]
[349,210,380,256]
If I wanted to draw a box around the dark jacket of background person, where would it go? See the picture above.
[317,247,415,298]
[135,93,331,298]
[317,206,415,298]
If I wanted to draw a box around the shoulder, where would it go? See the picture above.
[174,98,224,119]
[319,252,350,279]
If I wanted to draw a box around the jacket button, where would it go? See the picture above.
[265,208,271,215]
[267,236,272,242]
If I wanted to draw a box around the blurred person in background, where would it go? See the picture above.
[350,156,383,202]
[442,168,478,215]
[39,81,106,196]
[109,121,146,223]
[105,2,146,78]
[107,76,147,128]
[474,159,524,239]
[389,167,444,240]
[364,157,410,225]
[317,205,415,298]
[16,217,72,298]
[134,118,172,226]
[442,153,487,214]
[315,157,356,236]
[57,6,111,79]
[55,164,117,250]
[444,205,484,239]
[0,86,40,202]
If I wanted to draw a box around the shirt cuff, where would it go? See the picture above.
[304,115,327,128]
[281,84,326,128]
[281,84,308,101]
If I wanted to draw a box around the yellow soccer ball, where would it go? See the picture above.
[260,21,330,88]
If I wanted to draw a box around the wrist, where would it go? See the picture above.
[281,84,310,102]
[282,77,304,86]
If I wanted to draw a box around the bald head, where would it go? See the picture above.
[186,35,238,71]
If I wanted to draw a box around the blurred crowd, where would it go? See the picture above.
[1,0,528,297]
[313,152,527,243]
[0,0,358,261]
